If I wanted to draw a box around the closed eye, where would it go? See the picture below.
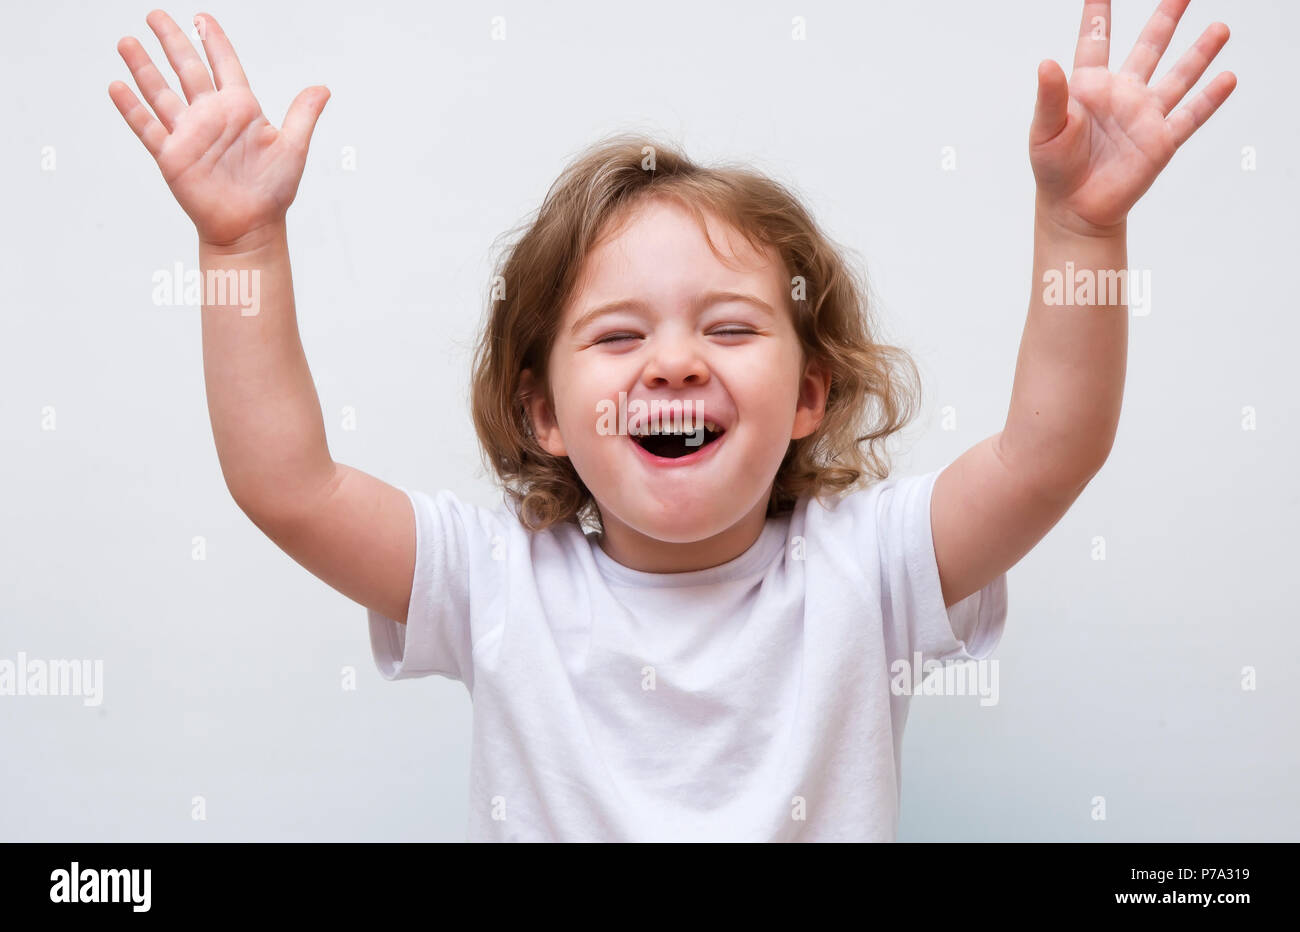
[594,328,756,345]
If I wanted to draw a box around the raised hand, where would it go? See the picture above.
[109,10,329,247]
[1029,0,1236,236]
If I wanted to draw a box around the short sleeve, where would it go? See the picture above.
[368,486,506,685]
[872,468,1008,665]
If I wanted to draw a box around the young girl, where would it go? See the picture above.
[109,1,1234,841]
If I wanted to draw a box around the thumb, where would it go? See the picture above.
[1029,60,1069,146]
[282,86,330,153]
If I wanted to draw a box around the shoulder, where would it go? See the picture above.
[802,470,940,524]
[402,486,563,561]
[795,470,942,563]
[406,486,512,532]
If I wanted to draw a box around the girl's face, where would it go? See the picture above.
[522,197,829,573]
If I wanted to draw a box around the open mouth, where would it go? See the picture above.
[631,425,726,459]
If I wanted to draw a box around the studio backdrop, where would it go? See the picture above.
[1,0,1295,841]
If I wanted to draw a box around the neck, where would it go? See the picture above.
[594,489,773,574]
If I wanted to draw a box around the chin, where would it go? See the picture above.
[621,501,743,545]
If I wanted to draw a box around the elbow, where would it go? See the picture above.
[994,429,1111,501]
[228,485,287,538]
[221,470,277,530]
[226,464,344,538]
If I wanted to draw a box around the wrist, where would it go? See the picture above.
[1034,194,1127,242]
[199,218,288,257]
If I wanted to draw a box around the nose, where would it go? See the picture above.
[640,327,710,389]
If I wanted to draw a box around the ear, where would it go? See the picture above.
[518,368,567,457]
[791,357,831,440]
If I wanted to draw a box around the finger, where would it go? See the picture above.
[1030,60,1071,146]
[281,86,331,153]
[145,9,215,104]
[108,80,169,159]
[193,13,250,90]
[1167,71,1237,149]
[1151,22,1230,116]
[1119,0,1192,84]
[116,36,185,132]
[1072,0,1112,70]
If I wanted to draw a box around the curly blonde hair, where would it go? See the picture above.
[469,132,922,534]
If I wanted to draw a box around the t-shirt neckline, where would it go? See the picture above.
[586,515,790,588]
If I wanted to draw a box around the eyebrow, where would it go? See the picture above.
[568,290,777,335]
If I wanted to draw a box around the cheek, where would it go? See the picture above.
[548,365,596,430]
[560,387,619,454]
[730,347,800,397]
[736,364,804,441]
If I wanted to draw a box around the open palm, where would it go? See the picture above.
[109,11,329,247]
[1029,0,1236,235]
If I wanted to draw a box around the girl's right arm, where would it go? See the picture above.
[110,10,417,623]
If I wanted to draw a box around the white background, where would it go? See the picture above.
[1,0,1295,840]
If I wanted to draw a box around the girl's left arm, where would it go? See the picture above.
[931,0,1236,607]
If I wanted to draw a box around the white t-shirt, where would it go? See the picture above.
[368,467,1007,841]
